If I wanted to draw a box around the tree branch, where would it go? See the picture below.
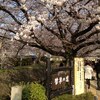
[76,30,99,43]
[0,27,16,34]
[15,44,26,57]
[82,46,100,57]
[56,19,65,38]
[74,40,100,52]
[74,19,98,38]
[36,19,61,39]
[0,5,22,25]
[11,0,29,22]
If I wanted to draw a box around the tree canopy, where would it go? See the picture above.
[0,0,100,59]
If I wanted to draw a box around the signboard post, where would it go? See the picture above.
[74,57,85,95]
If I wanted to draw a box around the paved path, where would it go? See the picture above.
[90,80,100,100]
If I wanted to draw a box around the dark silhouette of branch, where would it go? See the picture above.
[76,30,99,43]
[74,20,98,38]
[11,0,29,22]
[15,44,26,57]
[0,5,22,25]
[0,27,16,34]
[82,46,100,56]
[75,40,100,52]
[36,19,61,39]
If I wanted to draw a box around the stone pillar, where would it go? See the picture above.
[11,86,22,100]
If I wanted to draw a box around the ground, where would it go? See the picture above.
[87,80,100,100]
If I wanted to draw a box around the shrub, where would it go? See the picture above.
[22,82,47,100]
[0,95,10,100]
[0,65,46,98]
[52,92,94,100]
[22,83,31,100]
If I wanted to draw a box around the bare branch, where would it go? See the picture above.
[15,44,26,57]
[36,19,61,39]
[74,19,99,38]
[0,27,16,34]
[75,40,100,52]
[82,46,100,56]
[0,5,22,25]
[56,19,65,38]
[76,30,100,43]
[11,0,29,22]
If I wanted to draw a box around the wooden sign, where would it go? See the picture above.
[51,71,70,90]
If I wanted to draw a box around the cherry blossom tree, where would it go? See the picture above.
[0,0,100,61]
